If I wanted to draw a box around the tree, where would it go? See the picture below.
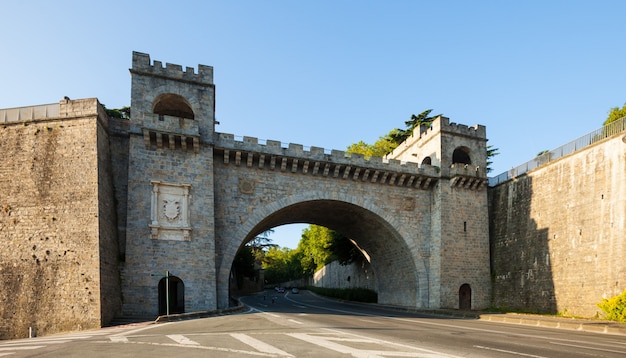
[389,109,437,145]
[262,246,304,284]
[346,110,437,158]
[347,110,499,173]
[246,229,277,263]
[102,104,131,119]
[231,246,256,288]
[232,230,276,287]
[604,103,626,126]
[486,145,500,173]
[297,225,335,274]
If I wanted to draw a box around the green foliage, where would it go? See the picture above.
[346,110,436,158]
[232,230,277,286]
[486,145,500,173]
[596,289,626,323]
[262,246,304,284]
[604,103,626,126]
[308,286,377,303]
[389,109,436,145]
[298,225,335,274]
[102,104,131,119]
[232,246,256,288]
[536,150,549,157]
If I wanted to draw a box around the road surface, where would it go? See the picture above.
[1,289,624,357]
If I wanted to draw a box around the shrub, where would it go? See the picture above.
[308,286,377,303]
[597,289,626,323]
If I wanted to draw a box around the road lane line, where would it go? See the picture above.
[474,345,548,358]
[0,353,14,357]
[230,333,293,357]
[287,319,303,324]
[109,336,129,343]
[549,341,626,354]
[0,346,45,351]
[166,334,200,346]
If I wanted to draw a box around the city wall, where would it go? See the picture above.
[0,99,121,339]
[489,131,626,317]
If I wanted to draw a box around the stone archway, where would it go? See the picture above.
[216,193,430,310]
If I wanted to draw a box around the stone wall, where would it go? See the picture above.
[0,99,115,339]
[489,132,626,317]
[313,260,376,290]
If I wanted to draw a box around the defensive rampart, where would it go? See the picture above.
[0,99,121,339]
[489,128,626,316]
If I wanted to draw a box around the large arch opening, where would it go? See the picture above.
[225,199,425,309]
[452,146,472,165]
[152,93,195,119]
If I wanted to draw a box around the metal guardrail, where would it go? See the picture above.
[489,116,626,186]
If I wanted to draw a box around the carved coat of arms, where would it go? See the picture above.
[162,199,180,221]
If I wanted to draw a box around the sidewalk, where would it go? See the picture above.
[477,311,626,336]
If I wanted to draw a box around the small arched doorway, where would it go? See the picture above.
[459,283,471,310]
[158,275,185,315]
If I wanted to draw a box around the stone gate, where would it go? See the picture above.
[122,52,490,316]
[0,52,490,338]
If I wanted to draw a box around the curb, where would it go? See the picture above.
[478,313,626,336]
[155,304,246,323]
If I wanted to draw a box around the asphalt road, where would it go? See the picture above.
[1,289,624,357]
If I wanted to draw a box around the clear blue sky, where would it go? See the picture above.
[2,1,625,249]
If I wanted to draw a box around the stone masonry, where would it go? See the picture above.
[0,99,121,339]
[489,130,626,317]
[4,51,622,338]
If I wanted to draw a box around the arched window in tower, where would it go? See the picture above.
[421,156,432,166]
[452,146,471,165]
[152,93,195,120]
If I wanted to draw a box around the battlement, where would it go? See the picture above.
[214,132,440,188]
[436,116,486,138]
[131,51,214,85]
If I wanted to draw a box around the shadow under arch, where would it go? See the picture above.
[217,191,429,310]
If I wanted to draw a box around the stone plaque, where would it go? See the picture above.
[149,181,191,241]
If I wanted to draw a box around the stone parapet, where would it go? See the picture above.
[214,132,440,189]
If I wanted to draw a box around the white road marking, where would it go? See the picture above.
[109,336,129,343]
[289,332,447,358]
[0,346,45,351]
[230,333,293,357]
[549,341,626,354]
[474,345,548,358]
[0,353,15,357]
[287,319,303,324]
[166,334,200,346]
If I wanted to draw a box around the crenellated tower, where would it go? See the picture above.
[388,116,490,310]
[123,52,218,316]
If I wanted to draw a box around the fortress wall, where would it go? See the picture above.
[0,99,106,339]
[96,115,122,326]
[108,118,130,261]
[489,133,626,317]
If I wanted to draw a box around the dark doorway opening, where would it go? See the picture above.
[459,283,472,310]
[158,275,185,315]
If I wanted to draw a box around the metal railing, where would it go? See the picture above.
[489,116,626,186]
